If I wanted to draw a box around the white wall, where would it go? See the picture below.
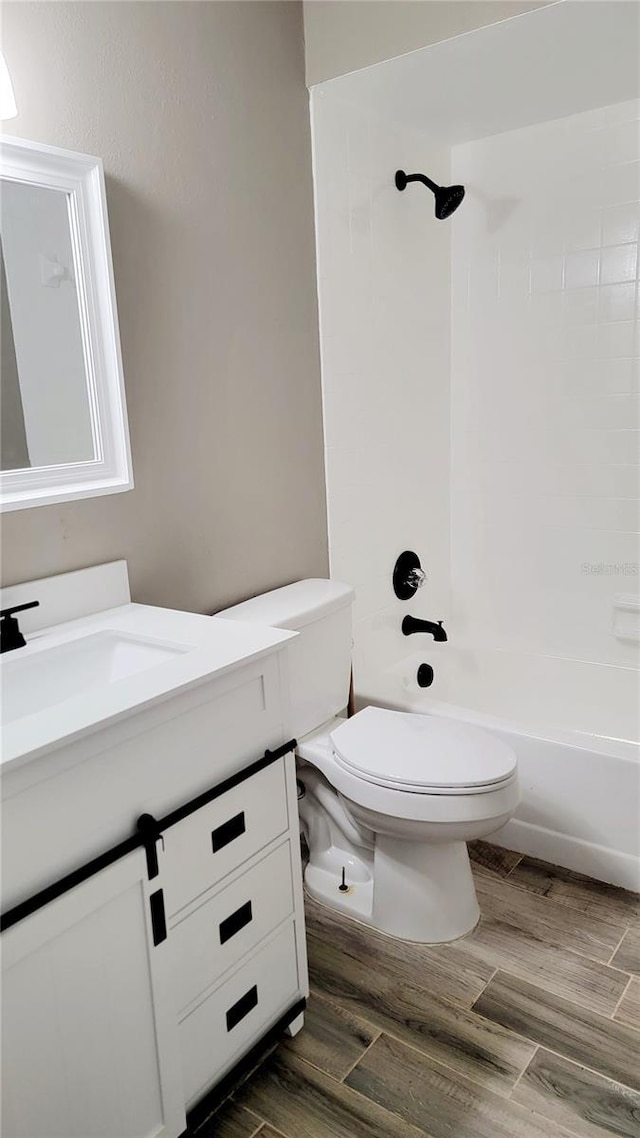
[451,101,640,671]
[311,90,451,705]
[1,181,94,467]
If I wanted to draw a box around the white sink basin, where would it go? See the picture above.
[0,567,294,772]
[2,630,188,724]
[0,555,293,769]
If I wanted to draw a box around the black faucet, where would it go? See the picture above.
[0,601,40,653]
[402,615,448,642]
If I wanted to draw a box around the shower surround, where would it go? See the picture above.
[451,104,639,678]
[310,3,640,888]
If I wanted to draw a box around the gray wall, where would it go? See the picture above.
[303,0,551,86]
[1,1,328,612]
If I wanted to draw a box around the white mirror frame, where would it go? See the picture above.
[0,136,133,511]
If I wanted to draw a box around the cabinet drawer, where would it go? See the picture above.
[179,923,299,1107]
[171,841,294,1013]
[163,759,289,917]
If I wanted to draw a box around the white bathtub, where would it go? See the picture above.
[375,645,640,891]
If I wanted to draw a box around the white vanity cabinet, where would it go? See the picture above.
[1,748,306,1138]
[1,850,184,1138]
[0,564,308,1138]
[161,753,306,1108]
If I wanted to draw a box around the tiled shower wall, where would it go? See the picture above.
[451,101,640,670]
[311,91,451,705]
[314,91,640,709]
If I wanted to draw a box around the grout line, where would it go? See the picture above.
[528,1040,640,1094]
[340,1029,383,1082]
[250,1113,271,1138]
[474,876,634,970]
[292,1051,441,1138]
[305,983,532,1098]
[308,979,640,1111]
[335,1006,640,1119]
[604,960,638,979]
[229,1098,268,1127]
[282,990,385,1085]
[503,855,524,879]
[472,966,498,1003]
[319,982,541,1102]
[475,987,640,1093]
[310,908,632,999]
[474,965,640,1083]
[609,971,634,1020]
[283,1049,345,1083]
[352,1021,532,1099]
[606,926,629,966]
[192,1105,265,1138]
[512,1097,601,1138]
[307,978,551,1092]
[509,1043,539,1095]
[484,846,640,931]
[474,956,629,1019]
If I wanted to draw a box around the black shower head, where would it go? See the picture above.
[395,170,465,219]
[434,183,465,219]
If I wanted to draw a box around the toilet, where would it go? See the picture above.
[218,579,519,944]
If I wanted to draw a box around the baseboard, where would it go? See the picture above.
[491,818,640,892]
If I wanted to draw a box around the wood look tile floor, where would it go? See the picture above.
[196,842,640,1138]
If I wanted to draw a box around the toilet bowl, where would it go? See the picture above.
[217,578,519,945]
[297,707,518,942]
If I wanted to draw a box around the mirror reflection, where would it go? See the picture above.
[0,181,95,471]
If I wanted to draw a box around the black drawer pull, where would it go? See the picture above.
[219,900,253,945]
[212,811,246,853]
[149,889,167,946]
[226,984,258,1032]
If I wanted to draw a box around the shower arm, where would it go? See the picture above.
[401,172,439,193]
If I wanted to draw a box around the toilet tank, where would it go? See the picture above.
[217,579,354,739]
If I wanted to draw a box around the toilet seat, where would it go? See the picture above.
[330,706,517,795]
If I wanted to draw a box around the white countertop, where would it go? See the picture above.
[0,603,294,771]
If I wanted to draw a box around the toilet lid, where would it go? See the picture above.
[330,706,517,792]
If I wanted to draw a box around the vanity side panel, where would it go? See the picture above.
[283,748,310,1001]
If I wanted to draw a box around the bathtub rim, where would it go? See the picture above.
[377,695,639,763]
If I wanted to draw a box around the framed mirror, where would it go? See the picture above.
[0,136,132,510]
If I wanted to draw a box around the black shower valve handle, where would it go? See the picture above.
[393,551,426,600]
[406,566,426,591]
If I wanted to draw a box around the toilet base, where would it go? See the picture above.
[373,836,480,942]
[304,862,374,925]
[304,838,480,944]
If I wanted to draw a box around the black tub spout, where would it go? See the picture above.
[401,616,448,642]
